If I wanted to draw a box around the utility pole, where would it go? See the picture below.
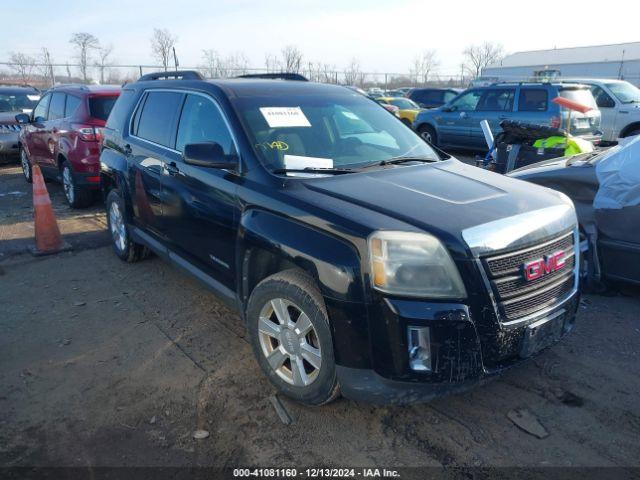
[173,47,179,71]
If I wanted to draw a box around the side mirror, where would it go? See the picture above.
[15,113,31,124]
[183,142,237,169]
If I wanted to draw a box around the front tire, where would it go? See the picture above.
[20,147,32,184]
[247,270,340,405]
[61,161,93,208]
[106,189,149,263]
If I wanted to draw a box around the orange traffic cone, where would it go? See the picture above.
[29,164,71,256]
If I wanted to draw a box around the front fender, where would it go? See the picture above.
[239,208,365,302]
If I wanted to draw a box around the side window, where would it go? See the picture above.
[32,94,51,121]
[48,93,66,120]
[443,91,457,103]
[450,90,482,111]
[135,91,184,147]
[476,89,515,111]
[65,95,82,117]
[176,94,235,155]
[591,86,615,108]
[518,89,548,112]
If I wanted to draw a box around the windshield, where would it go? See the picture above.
[388,98,419,110]
[606,82,640,104]
[0,92,40,112]
[232,92,438,173]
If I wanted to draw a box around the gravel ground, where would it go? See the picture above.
[1,162,639,475]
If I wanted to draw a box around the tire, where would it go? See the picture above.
[20,147,33,184]
[61,161,94,208]
[246,269,340,405]
[417,124,438,146]
[106,189,149,263]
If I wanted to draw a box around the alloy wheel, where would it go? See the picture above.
[62,166,75,205]
[421,131,432,143]
[258,298,322,387]
[109,200,127,253]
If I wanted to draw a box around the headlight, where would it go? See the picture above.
[368,231,466,298]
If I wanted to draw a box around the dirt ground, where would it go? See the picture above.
[1,162,640,475]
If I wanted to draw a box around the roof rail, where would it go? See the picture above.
[51,83,91,91]
[236,72,309,81]
[138,70,204,81]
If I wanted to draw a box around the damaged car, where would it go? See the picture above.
[510,135,640,287]
[101,71,581,405]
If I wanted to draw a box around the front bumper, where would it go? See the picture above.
[336,292,578,404]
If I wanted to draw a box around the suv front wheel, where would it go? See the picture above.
[418,124,438,146]
[247,269,340,405]
[20,147,33,184]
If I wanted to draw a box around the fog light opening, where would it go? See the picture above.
[408,326,431,372]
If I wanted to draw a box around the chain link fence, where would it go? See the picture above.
[0,61,469,90]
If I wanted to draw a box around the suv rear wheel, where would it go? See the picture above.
[106,189,149,262]
[247,269,340,405]
[61,161,93,208]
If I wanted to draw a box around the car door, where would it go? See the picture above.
[469,88,515,148]
[160,92,240,291]
[127,90,184,238]
[23,93,51,164]
[435,89,482,147]
[42,92,67,171]
[590,85,618,140]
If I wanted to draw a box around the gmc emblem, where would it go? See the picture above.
[522,250,566,281]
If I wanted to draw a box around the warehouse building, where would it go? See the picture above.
[483,41,640,85]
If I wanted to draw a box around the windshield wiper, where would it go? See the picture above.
[357,156,437,170]
[271,167,356,175]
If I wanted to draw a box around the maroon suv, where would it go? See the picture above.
[18,85,120,207]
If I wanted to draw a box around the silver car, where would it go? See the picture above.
[0,86,40,160]
[562,79,640,141]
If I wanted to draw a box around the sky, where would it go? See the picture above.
[3,0,638,76]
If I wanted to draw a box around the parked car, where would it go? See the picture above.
[17,84,120,207]
[407,88,461,109]
[376,96,421,127]
[413,82,602,150]
[0,86,40,161]
[561,78,640,142]
[101,70,580,405]
[510,136,640,287]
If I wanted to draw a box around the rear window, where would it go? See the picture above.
[559,88,597,109]
[518,89,548,112]
[89,96,119,121]
[411,90,443,103]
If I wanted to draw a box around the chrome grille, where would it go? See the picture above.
[481,231,576,322]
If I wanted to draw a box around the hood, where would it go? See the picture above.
[299,159,574,257]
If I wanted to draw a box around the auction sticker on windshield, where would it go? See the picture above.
[284,154,333,169]
[260,107,311,128]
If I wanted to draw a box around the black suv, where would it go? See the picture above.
[100,71,581,405]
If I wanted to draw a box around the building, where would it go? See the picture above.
[483,42,640,85]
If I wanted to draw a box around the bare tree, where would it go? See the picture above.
[200,49,221,78]
[8,52,36,85]
[264,53,280,73]
[343,57,365,86]
[95,44,114,84]
[218,52,249,78]
[463,42,503,78]
[70,32,100,83]
[37,48,55,87]
[306,61,337,83]
[150,28,177,71]
[280,45,303,73]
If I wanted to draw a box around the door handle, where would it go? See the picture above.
[165,162,179,176]
[459,112,468,119]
